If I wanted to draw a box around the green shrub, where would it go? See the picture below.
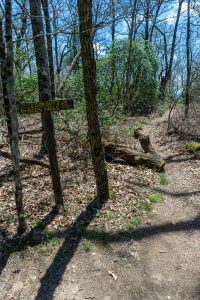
[16,73,38,103]
[96,39,160,115]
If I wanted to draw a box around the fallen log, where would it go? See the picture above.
[105,128,165,171]
[0,150,50,169]
[105,143,165,171]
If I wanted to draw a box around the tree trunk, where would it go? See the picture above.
[5,0,26,233]
[134,128,157,154]
[0,14,12,138]
[57,49,81,97]
[78,0,109,199]
[149,0,163,42]
[160,0,183,100]
[41,0,56,99]
[145,0,151,42]
[14,0,28,72]
[110,0,116,96]
[50,0,59,88]
[185,0,191,118]
[124,0,137,113]
[29,0,63,211]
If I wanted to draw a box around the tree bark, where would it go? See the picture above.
[78,0,109,199]
[29,0,63,211]
[110,0,116,96]
[51,0,59,85]
[0,14,12,138]
[105,143,165,171]
[124,0,137,113]
[160,0,183,99]
[149,0,163,42]
[14,0,28,72]
[145,0,151,42]
[5,0,26,233]
[57,49,81,97]
[41,0,56,99]
[185,0,191,118]
[134,128,157,154]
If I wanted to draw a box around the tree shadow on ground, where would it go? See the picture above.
[129,181,200,198]
[85,213,200,244]
[193,282,200,299]
[165,153,199,163]
[152,188,200,198]
[34,196,108,300]
[0,210,57,275]
[35,212,200,299]
[1,193,200,300]
[0,153,49,187]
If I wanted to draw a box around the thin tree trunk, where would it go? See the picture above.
[78,0,109,199]
[25,35,32,75]
[145,0,151,42]
[57,49,81,97]
[149,0,163,42]
[57,23,101,97]
[14,0,28,72]
[0,14,12,138]
[5,0,26,233]
[29,0,63,211]
[124,0,137,113]
[41,0,56,99]
[110,0,116,96]
[50,0,59,89]
[161,0,183,99]
[185,0,191,118]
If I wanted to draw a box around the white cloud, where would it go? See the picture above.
[166,1,197,24]
[93,42,103,55]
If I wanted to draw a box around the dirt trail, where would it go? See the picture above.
[134,115,200,299]
[0,114,200,300]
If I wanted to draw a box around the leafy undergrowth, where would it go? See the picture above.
[0,115,161,240]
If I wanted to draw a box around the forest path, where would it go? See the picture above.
[0,113,200,300]
[131,113,200,299]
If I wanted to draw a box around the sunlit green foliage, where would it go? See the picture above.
[62,39,160,128]
[97,39,160,115]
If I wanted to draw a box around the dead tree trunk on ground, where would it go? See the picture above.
[105,128,165,171]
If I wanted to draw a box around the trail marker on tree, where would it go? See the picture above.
[18,99,74,114]
[17,99,74,212]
